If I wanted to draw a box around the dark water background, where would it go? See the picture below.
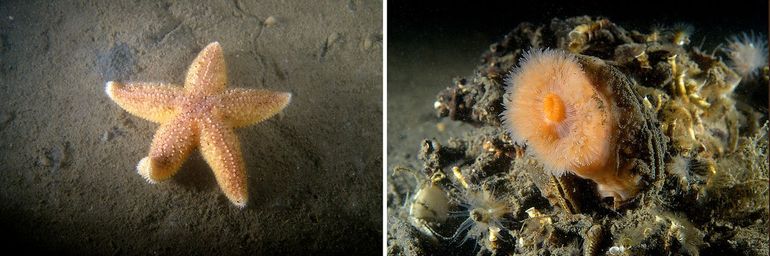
[391,0,768,48]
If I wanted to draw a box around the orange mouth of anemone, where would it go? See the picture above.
[543,92,566,123]
[541,92,566,141]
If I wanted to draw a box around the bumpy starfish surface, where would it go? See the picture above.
[105,42,291,208]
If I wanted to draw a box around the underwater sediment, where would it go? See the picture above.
[388,16,768,255]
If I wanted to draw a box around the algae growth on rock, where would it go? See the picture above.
[388,16,768,255]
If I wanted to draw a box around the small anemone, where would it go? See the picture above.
[671,23,694,46]
[724,31,768,79]
[666,156,712,190]
[449,188,512,248]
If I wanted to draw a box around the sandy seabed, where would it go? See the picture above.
[0,0,382,254]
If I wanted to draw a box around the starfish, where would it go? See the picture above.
[105,42,291,207]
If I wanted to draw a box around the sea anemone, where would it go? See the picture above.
[670,23,694,46]
[724,31,768,79]
[502,48,639,201]
[666,156,712,191]
[451,188,511,249]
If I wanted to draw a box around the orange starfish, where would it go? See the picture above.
[105,42,291,208]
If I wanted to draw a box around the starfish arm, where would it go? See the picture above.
[105,81,183,123]
[185,42,227,95]
[137,115,198,183]
[199,115,248,207]
[218,89,292,128]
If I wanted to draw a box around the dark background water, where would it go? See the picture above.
[391,0,768,47]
